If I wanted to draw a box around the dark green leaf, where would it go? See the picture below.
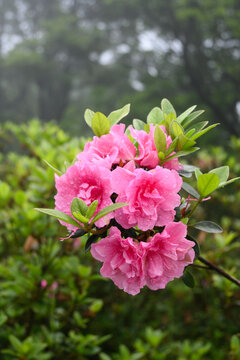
[70,229,87,238]
[182,270,195,288]
[85,234,99,252]
[181,182,200,199]
[192,221,223,233]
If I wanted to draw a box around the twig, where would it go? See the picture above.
[190,263,211,270]
[198,255,240,287]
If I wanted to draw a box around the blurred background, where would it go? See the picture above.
[0,0,240,359]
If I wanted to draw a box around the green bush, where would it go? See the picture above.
[0,120,239,359]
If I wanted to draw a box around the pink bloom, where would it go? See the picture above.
[50,281,59,291]
[91,227,143,295]
[77,124,136,168]
[55,161,113,230]
[41,279,48,288]
[130,124,182,170]
[141,222,195,290]
[111,165,182,231]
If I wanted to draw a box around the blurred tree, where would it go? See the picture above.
[0,0,239,136]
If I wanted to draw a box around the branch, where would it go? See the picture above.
[198,255,240,287]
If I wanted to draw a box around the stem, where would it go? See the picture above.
[198,255,240,287]
[187,197,202,218]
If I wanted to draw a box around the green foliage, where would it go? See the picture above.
[0,120,240,359]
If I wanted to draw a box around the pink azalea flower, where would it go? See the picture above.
[91,227,143,295]
[141,222,195,290]
[55,161,113,230]
[111,165,182,231]
[130,124,182,170]
[77,124,136,168]
[41,279,48,288]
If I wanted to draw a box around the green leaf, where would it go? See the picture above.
[197,173,220,197]
[185,128,196,138]
[161,98,176,116]
[209,166,229,186]
[35,208,81,227]
[92,112,110,137]
[154,125,167,152]
[190,123,219,141]
[85,234,99,252]
[177,134,196,151]
[71,198,88,216]
[219,177,240,188]
[181,110,205,127]
[133,119,145,130]
[86,200,98,219]
[165,137,178,156]
[192,221,223,233]
[91,203,128,224]
[170,121,184,139]
[0,312,7,326]
[84,108,95,127]
[187,235,200,258]
[177,105,197,123]
[108,104,130,126]
[182,270,195,288]
[147,107,164,125]
[164,147,199,162]
[189,121,208,133]
[181,182,200,199]
[9,335,22,352]
[144,123,150,133]
[195,168,202,179]
[43,160,63,176]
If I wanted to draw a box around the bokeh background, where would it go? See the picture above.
[0,0,240,359]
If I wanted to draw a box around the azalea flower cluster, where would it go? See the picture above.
[37,99,238,295]
[54,123,195,295]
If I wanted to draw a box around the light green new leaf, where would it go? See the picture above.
[43,160,63,176]
[185,128,196,138]
[154,125,167,152]
[165,137,178,156]
[133,119,145,130]
[147,107,164,125]
[197,173,220,197]
[71,198,88,216]
[177,105,197,123]
[189,121,208,133]
[86,200,98,219]
[219,177,240,188]
[195,168,202,179]
[161,98,176,116]
[181,110,205,127]
[163,147,199,162]
[35,208,81,227]
[209,166,229,186]
[90,203,128,225]
[92,112,110,137]
[170,121,184,139]
[190,123,219,141]
[108,104,130,126]
[177,134,196,151]
[84,108,95,128]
